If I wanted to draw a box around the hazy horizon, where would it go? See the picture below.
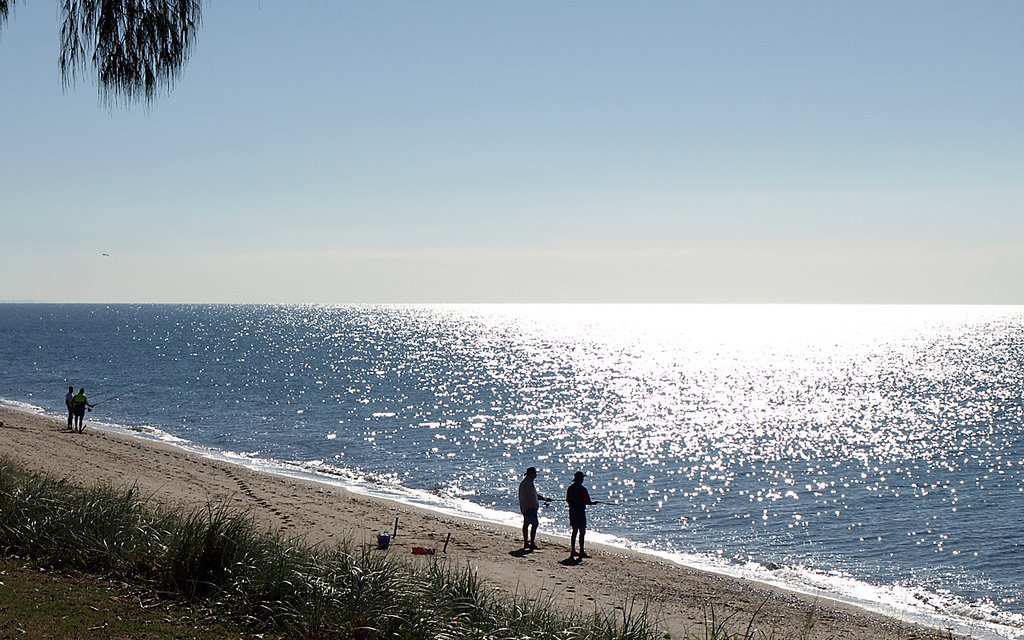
[2,2,1021,304]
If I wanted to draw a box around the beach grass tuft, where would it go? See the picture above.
[0,457,663,639]
[0,456,965,639]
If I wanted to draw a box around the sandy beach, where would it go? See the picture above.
[0,405,965,639]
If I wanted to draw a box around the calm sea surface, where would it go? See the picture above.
[1,304,1022,638]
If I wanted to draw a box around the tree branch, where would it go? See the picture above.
[59,0,202,106]
[0,1,14,27]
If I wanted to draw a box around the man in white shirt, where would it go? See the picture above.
[518,466,549,551]
[64,386,75,429]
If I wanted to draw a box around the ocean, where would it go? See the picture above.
[1,303,1021,638]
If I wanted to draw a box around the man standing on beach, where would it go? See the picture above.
[518,467,549,551]
[566,471,600,559]
[71,388,93,433]
[64,385,75,429]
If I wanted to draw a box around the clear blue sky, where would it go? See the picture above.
[1,1,1021,303]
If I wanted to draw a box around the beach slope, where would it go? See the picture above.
[0,406,960,639]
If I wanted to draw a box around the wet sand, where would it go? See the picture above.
[0,406,967,639]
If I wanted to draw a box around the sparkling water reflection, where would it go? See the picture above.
[1,304,1022,634]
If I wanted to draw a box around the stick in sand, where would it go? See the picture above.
[443,532,451,553]
[393,516,399,539]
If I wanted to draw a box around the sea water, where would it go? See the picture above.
[1,303,1022,638]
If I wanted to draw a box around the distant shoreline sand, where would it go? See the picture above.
[0,405,972,639]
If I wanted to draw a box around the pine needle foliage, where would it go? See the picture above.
[1,1,201,104]
[58,0,201,105]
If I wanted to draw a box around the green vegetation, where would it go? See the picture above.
[0,458,959,640]
[0,457,661,639]
[0,557,275,639]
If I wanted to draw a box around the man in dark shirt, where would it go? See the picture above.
[565,471,600,559]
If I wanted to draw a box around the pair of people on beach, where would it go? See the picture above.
[518,467,600,559]
[65,386,93,433]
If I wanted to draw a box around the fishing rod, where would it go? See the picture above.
[540,496,623,504]
[84,394,127,411]
[65,381,134,409]
[84,382,138,408]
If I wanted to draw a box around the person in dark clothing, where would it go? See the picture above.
[565,471,600,559]
[518,466,549,550]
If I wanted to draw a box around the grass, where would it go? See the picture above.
[0,457,961,640]
[0,457,662,640]
[0,557,279,639]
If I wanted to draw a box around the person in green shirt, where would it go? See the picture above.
[71,388,94,433]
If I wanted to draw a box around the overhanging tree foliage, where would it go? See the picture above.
[1,0,201,106]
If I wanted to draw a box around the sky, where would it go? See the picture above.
[1,1,1021,303]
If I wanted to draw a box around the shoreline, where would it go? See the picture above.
[0,405,996,639]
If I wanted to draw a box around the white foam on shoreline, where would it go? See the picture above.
[0,398,47,414]
[4,399,1021,640]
